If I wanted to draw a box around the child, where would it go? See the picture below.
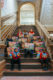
[29,29,35,36]
[9,48,21,70]
[38,38,42,42]
[5,35,13,57]
[6,35,13,47]
[40,50,49,70]
[23,30,28,38]
[24,38,34,58]
[17,29,23,38]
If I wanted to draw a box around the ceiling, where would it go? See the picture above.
[16,0,36,2]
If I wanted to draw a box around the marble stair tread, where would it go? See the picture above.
[3,69,53,76]
[6,62,42,69]
[4,69,53,73]
[6,62,41,65]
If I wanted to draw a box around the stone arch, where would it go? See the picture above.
[18,2,36,26]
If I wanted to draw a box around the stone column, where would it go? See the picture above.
[0,26,2,43]
[0,0,2,43]
[36,0,42,20]
[0,0,1,42]
[0,0,6,61]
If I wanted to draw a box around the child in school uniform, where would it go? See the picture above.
[6,35,13,47]
[17,29,23,38]
[24,38,34,58]
[40,50,49,70]
[9,48,21,70]
[29,29,35,39]
[29,29,35,35]
[23,30,28,38]
[5,35,13,57]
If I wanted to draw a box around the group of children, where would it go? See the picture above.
[17,29,35,38]
[6,29,50,71]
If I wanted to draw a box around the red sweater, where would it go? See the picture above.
[40,52,48,60]
[17,32,23,37]
[11,52,20,60]
[29,31,35,35]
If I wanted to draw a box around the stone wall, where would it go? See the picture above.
[40,0,53,25]
[0,60,5,78]
[17,0,42,21]
[1,13,18,41]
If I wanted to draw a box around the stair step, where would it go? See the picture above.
[3,69,53,76]
[5,53,37,58]
[6,58,40,63]
[6,63,41,69]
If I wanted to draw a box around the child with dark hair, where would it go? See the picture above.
[29,29,35,35]
[5,35,13,57]
[40,50,49,70]
[6,35,13,47]
[24,38,34,58]
[38,37,42,42]
[29,29,35,39]
[17,29,23,38]
[9,48,21,70]
[23,30,28,38]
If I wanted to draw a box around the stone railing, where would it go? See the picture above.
[45,25,53,32]
[0,43,6,78]
[36,20,53,60]
[1,12,18,42]
[0,60,5,78]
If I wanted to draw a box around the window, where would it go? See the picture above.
[20,3,35,25]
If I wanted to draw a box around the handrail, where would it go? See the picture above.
[36,20,50,39]
[36,20,53,60]
[0,60,5,64]
[0,60,6,78]
[0,43,6,48]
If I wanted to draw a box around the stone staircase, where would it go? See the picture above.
[13,26,39,36]
[3,56,53,76]
[3,26,53,76]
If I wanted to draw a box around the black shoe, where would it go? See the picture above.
[43,67,48,71]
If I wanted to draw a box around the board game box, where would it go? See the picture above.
[25,43,34,50]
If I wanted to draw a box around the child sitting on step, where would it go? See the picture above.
[23,30,28,38]
[24,38,34,58]
[6,35,13,47]
[29,29,35,38]
[5,35,13,57]
[29,29,35,35]
[40,49,49,70]
[9,48,21,71]
[17,29,23,38]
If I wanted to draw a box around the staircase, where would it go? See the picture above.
[3,55,53,76]
[3,26,53,76]
[13,26,39,36]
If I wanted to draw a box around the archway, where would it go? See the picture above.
[19,2,35,25]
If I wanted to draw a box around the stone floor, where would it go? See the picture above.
[1,76,53,80]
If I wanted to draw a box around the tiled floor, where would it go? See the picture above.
[1,76,53,80]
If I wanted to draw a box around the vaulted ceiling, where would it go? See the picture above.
[17,0,36,2]
[16,0,37,3]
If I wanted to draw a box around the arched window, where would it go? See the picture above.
[20,3,35,25]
